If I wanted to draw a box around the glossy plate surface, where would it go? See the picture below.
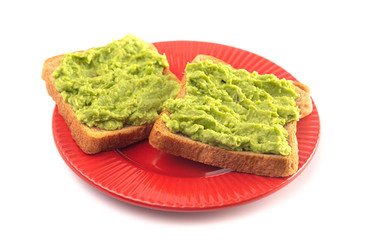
[52,41,320,212]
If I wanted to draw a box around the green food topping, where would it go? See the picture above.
[162,60,300,155]
[53,34,180,130]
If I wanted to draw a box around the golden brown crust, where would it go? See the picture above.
[149,55,312,177]
[149,112,298,177]
[292,81,313,119]
[42,43,179,154]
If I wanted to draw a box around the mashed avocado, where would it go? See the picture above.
[53,34,180,130]
[162,60,300,155]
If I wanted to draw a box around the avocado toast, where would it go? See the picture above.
[42,35,180,154]
[149,55,312,177]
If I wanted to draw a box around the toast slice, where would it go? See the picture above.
[149,55,312,177]
[42,37,180,154]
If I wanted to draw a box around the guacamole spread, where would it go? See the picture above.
[53,34,180,130]
[162,60,300,155]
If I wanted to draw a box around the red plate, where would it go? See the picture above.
[52,41,320,212]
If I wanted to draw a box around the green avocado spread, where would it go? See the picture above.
[52,34,180,130]
[162,60,300,155]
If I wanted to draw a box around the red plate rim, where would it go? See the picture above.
[52,40,321,212]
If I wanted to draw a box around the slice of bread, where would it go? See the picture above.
[42,42,179,154]
[149,55,312,177]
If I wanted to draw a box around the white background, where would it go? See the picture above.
[1,0,377,239]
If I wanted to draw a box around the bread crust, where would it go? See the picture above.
[42,44,179,154]
[149,55,312,177]
[150,112,298,177]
